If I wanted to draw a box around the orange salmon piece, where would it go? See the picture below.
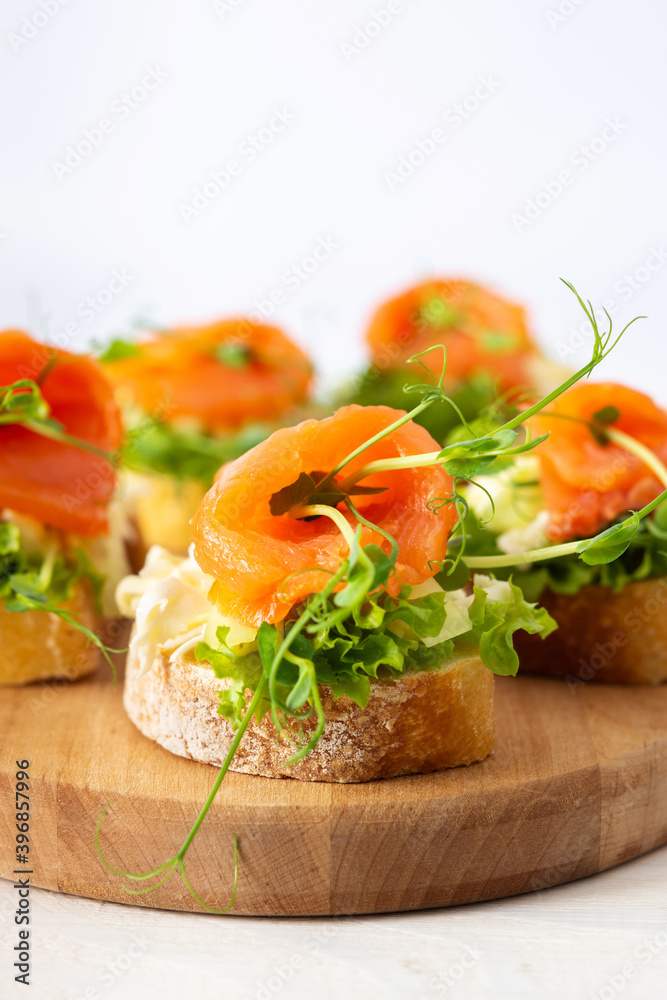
[0,330,122,536]
[530,382,667,542]
[104,319,312,432]
[366,279,536,390]
[193,405,456,626]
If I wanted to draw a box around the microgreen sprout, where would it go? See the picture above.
[0,526,124,678]
[1,379,115,462]
[99,281,644,912]
[463,430,667,571]
[1,379,122,671]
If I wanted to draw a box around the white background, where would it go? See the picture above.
[1,0,666,396]
[2,1,667,997]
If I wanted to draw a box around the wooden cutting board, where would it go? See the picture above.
[1,645,667,917]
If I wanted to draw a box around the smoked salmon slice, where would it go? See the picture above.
[103,319,313,432]
[0,330,122,536]
[193,405,456,626]
[366,279,537,390]
[530,382,667,542]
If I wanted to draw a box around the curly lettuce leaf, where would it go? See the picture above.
[461,505,667,600]
[195,626,273,729]
[0,526,104,613]
[122,419,270,484]
[195,573,556,728]
[455,580,557,676]
[340,367,500,444]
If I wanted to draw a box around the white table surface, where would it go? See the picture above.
[2,845,666,1000]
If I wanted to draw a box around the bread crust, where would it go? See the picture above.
[0,579,100,686]
[515,577,667,685]
[123,643,495,782]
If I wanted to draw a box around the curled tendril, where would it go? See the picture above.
[406,343,447,384]
[405,344,480,437]
[432,488,470,575]
[95,281,640,912]
[96,802,239,913]
[466,479,496,526]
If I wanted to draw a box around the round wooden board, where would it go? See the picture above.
[2,645,667,917]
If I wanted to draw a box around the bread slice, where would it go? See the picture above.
[0,579,100,686]
[123,643,494,782]
[514,576,667,685]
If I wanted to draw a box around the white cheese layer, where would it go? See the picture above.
[117,547,514,677]
[116,544,258,678]
[461,454,550,554]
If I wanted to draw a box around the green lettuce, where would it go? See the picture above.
[454,580,557,675]
[340,368,500,444]
[195,627,274,729]
[457,505,667,601]
[195,578,556,729]
[122,419,270,484]
[0,521,105,614]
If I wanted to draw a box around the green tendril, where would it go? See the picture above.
[96,681,264,911]
[1,379,115,463]
[467,479,497,526]
[97,281,641,913]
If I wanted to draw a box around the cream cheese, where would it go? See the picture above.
[116,544,260,678]
[117,548,519,678]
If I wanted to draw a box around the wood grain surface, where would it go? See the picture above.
[1,642,667,917]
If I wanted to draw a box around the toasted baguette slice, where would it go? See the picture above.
[0,579,100,686]
[514,577,667,685]
[124,644,494,782]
